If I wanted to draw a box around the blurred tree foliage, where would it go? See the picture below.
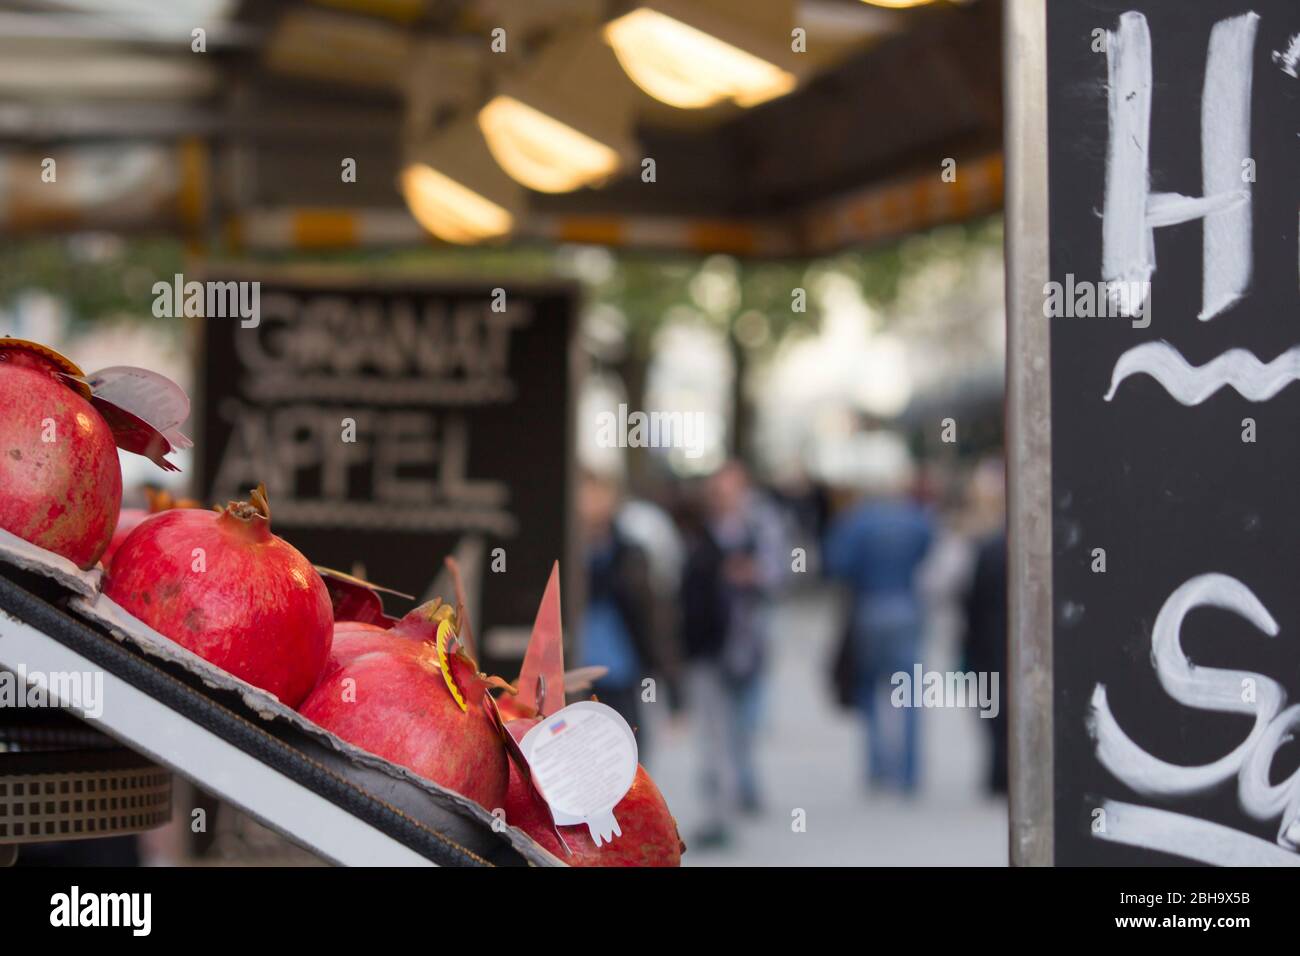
[576,215,1003,457]
[596,216,999,357]
[0,216,1001,350]
[0,237,186,328]
[0,216,1001,467]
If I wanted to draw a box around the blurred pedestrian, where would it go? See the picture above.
[576,471,680,766]
[961,457,1008,795]
[824,434,934,796]
[617,493,686,701]
[680,460,786,847]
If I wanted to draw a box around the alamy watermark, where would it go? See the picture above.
[50,886,151,936]
[890,665,999,719]
[595,403,709,459]
[1043,274,1150,328]
[153,273,260,328]
[0,665,103,719]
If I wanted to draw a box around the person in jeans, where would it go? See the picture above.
[680,460,787,847]
[824,436,934,795]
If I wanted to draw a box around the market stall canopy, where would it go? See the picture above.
[0,0,1002,254]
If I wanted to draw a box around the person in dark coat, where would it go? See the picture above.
[577,471,680,766]
[679,461,787,847]
[962,528,1008,794]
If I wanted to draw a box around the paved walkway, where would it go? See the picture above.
[646,588,1009,866]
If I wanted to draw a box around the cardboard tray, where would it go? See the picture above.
[0,535,562,867]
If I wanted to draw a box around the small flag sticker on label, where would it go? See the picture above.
[520,701,639,846]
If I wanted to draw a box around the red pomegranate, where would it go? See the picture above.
[502,716,684,867]
[315,618,416,686]
[0,341,121,568]
[104,485,333,707]
[101,488,202,569]
[299,601,510,812]
[495,692,533,724]
[495,562,684,866]
[316,567,402,630]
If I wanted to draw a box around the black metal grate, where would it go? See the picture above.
[0,764,172,844]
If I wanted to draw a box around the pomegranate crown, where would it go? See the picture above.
[219,483,271,523]
[214,484,275,543]
[0,338,92,397]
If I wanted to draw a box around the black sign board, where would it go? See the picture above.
[196,271,576,674]
[1031,0,1300,864]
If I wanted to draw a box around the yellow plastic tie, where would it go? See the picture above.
[435,617,468,713]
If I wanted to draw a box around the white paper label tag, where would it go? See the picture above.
[84,366,193,448]
[519,700,638,847]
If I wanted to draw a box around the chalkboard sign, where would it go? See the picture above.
[1012,0,1300,865]
[196,270,577,675]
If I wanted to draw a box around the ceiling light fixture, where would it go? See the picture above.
[400,119,523,243]
[603,1,799,110]
[477,32,638,193]
[859,0,937,8]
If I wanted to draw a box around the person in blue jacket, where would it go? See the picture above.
[824,436,934,795]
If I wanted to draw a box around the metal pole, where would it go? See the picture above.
[1003,0,1053,867]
